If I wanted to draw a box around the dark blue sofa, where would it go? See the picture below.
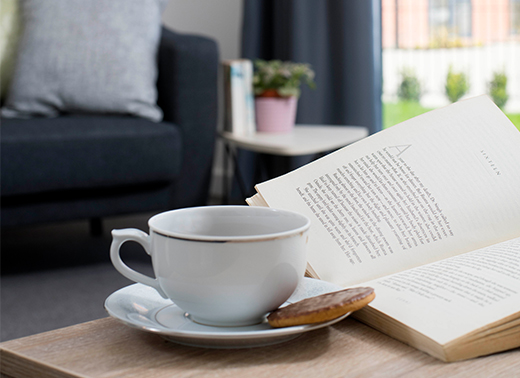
[1,27,219,228]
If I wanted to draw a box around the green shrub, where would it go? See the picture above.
[445,66,469,103]
[488,71,509,108]
[397,68,421,102]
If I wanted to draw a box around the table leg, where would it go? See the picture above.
[222,143,249,204]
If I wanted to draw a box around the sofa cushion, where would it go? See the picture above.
[1,0,165,121]
[1,116,182,197]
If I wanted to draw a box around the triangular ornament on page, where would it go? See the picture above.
[387,144,411,158]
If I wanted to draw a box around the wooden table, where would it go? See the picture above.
[1,317,518,378]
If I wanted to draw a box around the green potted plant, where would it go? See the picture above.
[253,59,315,133]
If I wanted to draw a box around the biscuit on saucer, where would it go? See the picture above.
[267,286,375,328]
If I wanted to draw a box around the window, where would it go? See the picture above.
[382,0,520,132]
[429,0,472,40]
[512,0,520,35]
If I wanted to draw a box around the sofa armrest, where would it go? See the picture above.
[157,27,219,208]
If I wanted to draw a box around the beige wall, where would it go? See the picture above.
[161,0,244,199]
[161,0,243,60]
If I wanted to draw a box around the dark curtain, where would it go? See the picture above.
[242,0,382,131]
[233,0,382,201]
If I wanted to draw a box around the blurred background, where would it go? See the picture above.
[162,0,519,200]
[2,0,519,342]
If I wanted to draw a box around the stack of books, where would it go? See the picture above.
[222,59,256,136]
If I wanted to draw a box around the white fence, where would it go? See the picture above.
[383,42,520,113]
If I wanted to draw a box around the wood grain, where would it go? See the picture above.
[1,317,519,378]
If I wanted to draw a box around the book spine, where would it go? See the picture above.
[231,63,246,135]
[243,60,256,135]
[222,60,256,136]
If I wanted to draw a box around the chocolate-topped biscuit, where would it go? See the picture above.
[267,286,375,328]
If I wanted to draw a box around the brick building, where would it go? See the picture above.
[382,0,520,49]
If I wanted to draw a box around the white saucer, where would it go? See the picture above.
[104,278,350,349]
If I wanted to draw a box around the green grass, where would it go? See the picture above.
[506,113,520,131]
[383,101,433,129]
[383,101,520,132]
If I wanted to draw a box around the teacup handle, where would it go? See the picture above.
[110,229,168,299]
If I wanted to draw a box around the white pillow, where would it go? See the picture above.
[1,0,167,121]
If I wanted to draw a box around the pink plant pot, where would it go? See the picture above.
[255,96,298,133]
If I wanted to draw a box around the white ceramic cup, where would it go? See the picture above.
[110,206,310,327]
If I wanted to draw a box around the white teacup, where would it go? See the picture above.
[110,206,310,327]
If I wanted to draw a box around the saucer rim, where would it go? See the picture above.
[104,278,350,342]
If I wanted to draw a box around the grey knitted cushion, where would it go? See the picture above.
[1,0,165,122]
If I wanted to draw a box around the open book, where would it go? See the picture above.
[246,96,520,362]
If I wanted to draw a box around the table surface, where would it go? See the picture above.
[1,317,519,378]
[220,125,369,156]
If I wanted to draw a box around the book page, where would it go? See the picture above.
[254,96,520,286]
[246,193,268,207]
[360,237,520,345]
